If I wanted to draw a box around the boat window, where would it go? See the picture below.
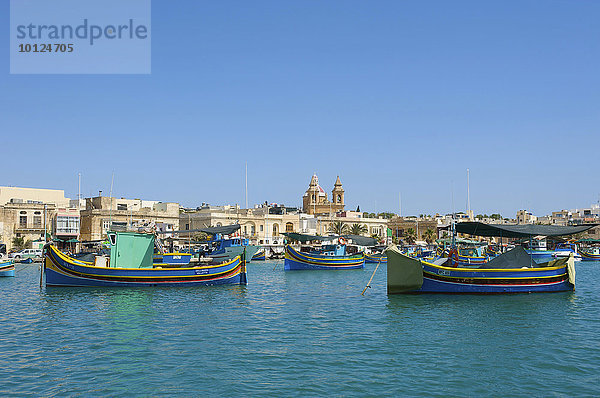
[108,233,117,246]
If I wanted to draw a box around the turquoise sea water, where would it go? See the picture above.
[1,261,599,397]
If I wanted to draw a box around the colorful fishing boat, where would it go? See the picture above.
[0,259,15,277]
[43,231,247,287]
[284,244,364,270]
[386,245,575,294]
[251,248,266,261]
[385,222,596,294]
[364,252,387,263]
[456,246,488,266]
[580,247,600,261]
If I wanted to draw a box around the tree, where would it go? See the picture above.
[423,228,436,244]
[349,223,368,236]
[328,221,349,235]
[404,228,417,245]
[12,236,29,251]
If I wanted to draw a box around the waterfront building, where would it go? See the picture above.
[79,195,179,241]
[0,186,73,251]
[180,174,389,246]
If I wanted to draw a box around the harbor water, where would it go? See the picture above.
[1,261,599,396]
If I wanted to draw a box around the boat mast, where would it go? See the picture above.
[466,168,471,220]
[108,171,114,235]
[245,162,248,210]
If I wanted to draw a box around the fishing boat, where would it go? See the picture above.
[200,225,259,264]
[580,247,600,261]
[386,222,595,294]
[364,252,387,263]
[0,259,15,277]
[251,248,266,261]
[456,246,488,266]
[43,231,247,287]
[284,244,364,270]
[387,245,574,294]
[525,240,582,262]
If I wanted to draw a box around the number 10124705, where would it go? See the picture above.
[18,43,73,53]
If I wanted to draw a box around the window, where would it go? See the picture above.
[273,224,278,237]
[251,226,255,235]
[260,225,263,232]
[102,220,110,232]
[33,216,42,226]
[244,226,247,234]
[285,222,294,232]
[34,211,41,215]
[337,194,341,202]
[20,211,27,215]
[19,216,27,227]
[56,215,80,235]
[117,204,128,211]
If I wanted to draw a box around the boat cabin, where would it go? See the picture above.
[107,231,154,268]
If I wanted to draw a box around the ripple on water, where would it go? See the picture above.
[1,262,600,396]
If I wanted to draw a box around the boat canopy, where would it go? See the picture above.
[281,233,336,243]
[199,224,241,236]
[436,237,485,245]
[343,234,378,247]
[456,222,596,238]
[576,238,600,243]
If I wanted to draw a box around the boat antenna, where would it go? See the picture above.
[399,192,401,217]
[451,180,456,249]
[245,161,248,209]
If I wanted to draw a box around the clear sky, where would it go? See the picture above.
[1,1,599,217]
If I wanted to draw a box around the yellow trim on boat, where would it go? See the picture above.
[417,257,568,272]
[50,245,238,271]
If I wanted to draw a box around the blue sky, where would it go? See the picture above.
[1,0,599,217]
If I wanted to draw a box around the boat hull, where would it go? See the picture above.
[387,246,574,294]
[44,245,247,287]
[251,249,266,261]
[364,253,387,264]
[284,245,364,270]
[580,250,600,261]
[526,249,582,262]
[0,260,15,277]
[210,245,260,264]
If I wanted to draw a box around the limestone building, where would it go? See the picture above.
[80,195,180,241]
[302,175,345,216]
[0,186,74,251]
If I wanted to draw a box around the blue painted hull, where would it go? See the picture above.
[44,245,247,287]
[251,249,266,261]
[364,253,387,264]
[0,261,15,277]
[284,246,364,270]
[580,251,600,261]
[387,247,574,294]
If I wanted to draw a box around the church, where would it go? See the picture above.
[302,174,345,216]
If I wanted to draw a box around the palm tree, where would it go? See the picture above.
[328,221,349,235]
[404,228,417,245]
[349,223,368,236]
[423,228,436,244]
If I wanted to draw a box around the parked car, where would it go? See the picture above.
[9,248,43,262]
